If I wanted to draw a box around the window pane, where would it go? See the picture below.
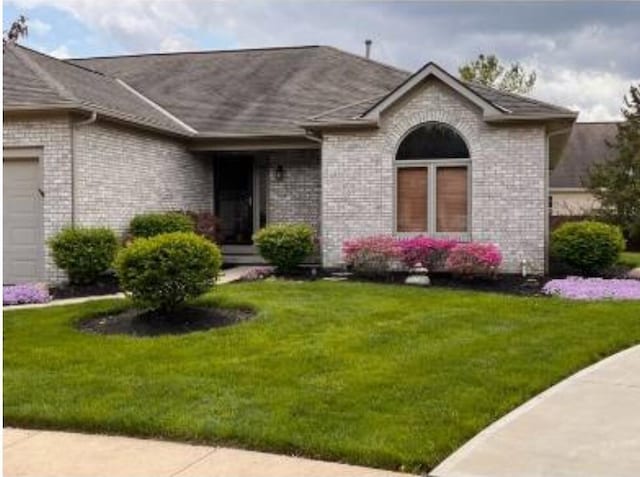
[397,168,428,232]
[396,122,469,160]
[437,167,468,232]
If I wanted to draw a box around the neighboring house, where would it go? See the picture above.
[3,44,577,284]
[550,122,618,216]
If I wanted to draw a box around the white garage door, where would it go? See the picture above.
[3,157,44,284]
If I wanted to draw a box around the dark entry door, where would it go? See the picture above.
[215,157,254,244]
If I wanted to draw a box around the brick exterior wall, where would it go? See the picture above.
[4,79,549,279]
[3,114,73,283]
[321,78,548,273]
[4,116,213,283]
[74,120,212,234]
[266,149,321,234]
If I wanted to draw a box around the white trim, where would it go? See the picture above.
[363,63,505,120]
[115,79,198,134]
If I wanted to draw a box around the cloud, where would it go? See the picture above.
[159,34,197,53]
[27,17,51,35]
[48,44,71,58]
[533,66,638,122]
[5,0,639,120]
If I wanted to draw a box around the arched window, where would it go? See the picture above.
[396,122,470,234]
[396,123,470,160]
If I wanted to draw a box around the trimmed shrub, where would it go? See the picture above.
[129,212,194,239]
[253,224,314,272]
[551,221,625,276]
[115,232,222,314]
[49,227,119,285]
[183,210,220,243]
[343,235,402,276]
[445,242,502,277]
[397,236,458,271]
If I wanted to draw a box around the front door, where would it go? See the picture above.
[215,157,254,244]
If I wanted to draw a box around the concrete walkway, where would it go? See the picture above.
[2,428,405,477]
[431,345,640,477]
[3,266,258,311]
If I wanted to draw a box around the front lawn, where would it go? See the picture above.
[4,281,640,472]
[620,251,640,268]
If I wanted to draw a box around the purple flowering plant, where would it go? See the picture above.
[3,283,51,306]
[542,277,640,300]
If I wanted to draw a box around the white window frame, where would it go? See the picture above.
[394,158,472,239]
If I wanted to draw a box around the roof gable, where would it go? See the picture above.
[362,62,505,120]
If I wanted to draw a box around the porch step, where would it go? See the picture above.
[224,254,267,265]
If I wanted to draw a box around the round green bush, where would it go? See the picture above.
[115,232,222,313]
[253,224,314,272]
[49,227,119,285]
[129,212,194,239]
[551,221,625,276]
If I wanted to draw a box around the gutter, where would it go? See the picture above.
[485,113,579,122]
[71,111,98,226]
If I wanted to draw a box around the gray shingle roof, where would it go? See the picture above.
[550,122,619,188]
[463,81,576,116]
[3,45,193,135]
[306,66,575,124]
[5,43,576,137]
[3,46,71,106]
[72,46,408,136]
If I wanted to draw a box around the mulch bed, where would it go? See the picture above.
[51,276,120,300]
[78,306,254,337]
[331,272,549,296]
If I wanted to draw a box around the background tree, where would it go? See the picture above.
[3,15,28,51]
[587,84,640,244]
[459,53,537,94]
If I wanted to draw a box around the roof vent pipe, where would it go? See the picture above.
[365,39,372,59]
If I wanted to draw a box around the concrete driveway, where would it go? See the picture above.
[431,345,640,477]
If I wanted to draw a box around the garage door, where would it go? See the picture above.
[3,157,44,284]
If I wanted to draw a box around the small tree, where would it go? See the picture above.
[587,84,640,239]
[459,54,536,94]
[3,15,28,51]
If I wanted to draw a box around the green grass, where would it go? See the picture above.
[4,281,640,473]
[620,251,640,268]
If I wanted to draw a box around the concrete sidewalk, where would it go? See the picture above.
[3,428,406,477]
[431,345,640,477]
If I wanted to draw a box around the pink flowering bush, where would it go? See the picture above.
[343,235,402,276]
[543,277,640,300]
[3,283,51,306]
[397,236,458,270]
[343,235,503,278]
[445,242,502,277]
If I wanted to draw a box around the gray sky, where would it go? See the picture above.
[5,1,640,121]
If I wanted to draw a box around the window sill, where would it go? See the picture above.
[395,232,471,242]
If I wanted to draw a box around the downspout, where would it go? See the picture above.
[544,126,573,274]
[71,111,98,226]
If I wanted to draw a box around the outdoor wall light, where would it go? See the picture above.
[275,164,285,181]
